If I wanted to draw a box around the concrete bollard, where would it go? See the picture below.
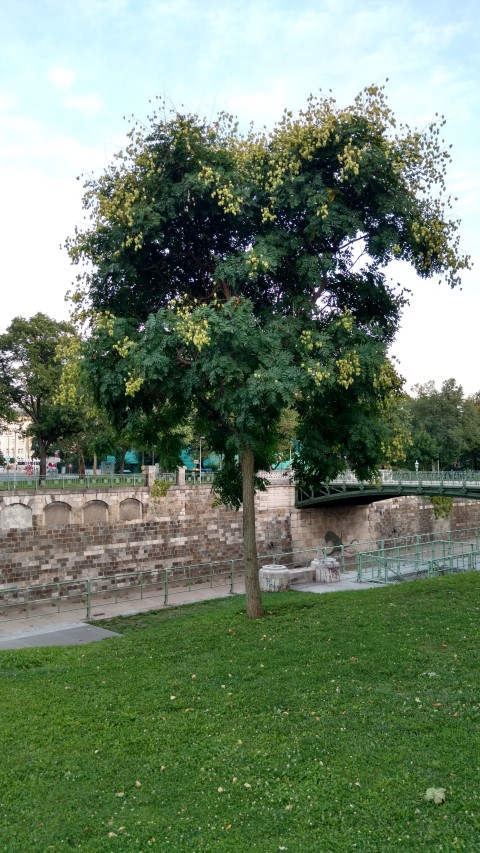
[311,557,341,583]
[259,565,291,592]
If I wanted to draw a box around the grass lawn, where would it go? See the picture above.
[1,574,480,852]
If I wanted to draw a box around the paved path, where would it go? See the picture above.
[0,622,122,650]
[0,571,380,649]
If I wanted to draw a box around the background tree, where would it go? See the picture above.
[406,379,466,469]
[461,394,480,469]
[68,86,469,617]
[0,314,82,476]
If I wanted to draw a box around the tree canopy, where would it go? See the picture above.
[0,314,83,476]
[67,85,469,617]
[406,380,480,470]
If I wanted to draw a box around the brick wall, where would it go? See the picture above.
[369,496,480,543]
[0,484,293,589]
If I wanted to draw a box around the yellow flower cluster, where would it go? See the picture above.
[301,364,329,386]
[245,249,270,278]
[113,336,136,358]
[125,371,144,397]
[337,141,366,181]
[336,310,354,333]
[316,203,329,219]
[372,359,401,394]
[300,329,324,352]
[198,164,244,216]
[336,351,361,389]
[169,295,211,351]
[177,315,211,350]
[93,311,116,337]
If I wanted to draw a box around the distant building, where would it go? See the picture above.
[0,417,33,464]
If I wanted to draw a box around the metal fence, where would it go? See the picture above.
[0,542,346,625]
[0,473,146,491]
[357,531,480,584]
[2,527,480,625]
[0,560,241,624]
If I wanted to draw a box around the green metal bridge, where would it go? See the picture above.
[295,470,480,508]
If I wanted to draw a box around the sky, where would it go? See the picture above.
[1,0,479,395]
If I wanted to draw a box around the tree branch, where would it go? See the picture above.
[193,390,236,435]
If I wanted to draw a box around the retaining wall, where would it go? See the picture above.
[2,481,480,590]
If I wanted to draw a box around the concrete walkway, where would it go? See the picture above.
[0,571,379,650]
[294,569,382,594]
[0,622,122,650]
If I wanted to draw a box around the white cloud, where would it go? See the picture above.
[63,93,103,113]
[389,261,480,396]
[412,20,466,48]
[0,92,15,111]
[48,67,75,91]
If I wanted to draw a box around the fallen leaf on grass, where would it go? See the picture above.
[424,787,446,804]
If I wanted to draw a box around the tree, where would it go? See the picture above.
[67,86,469,617]
[461,393,480,469]
[56,329,144,475]
[0,314,81,476]
[406,379,466,469]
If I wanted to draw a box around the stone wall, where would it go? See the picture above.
[0,487,149,530]
[2,480,480,590]
[369,495,480,543]
[0,483,293,589]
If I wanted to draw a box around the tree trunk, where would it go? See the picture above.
[39,441,47,478]
[78,446,86,477]
[119,450,126,476]
[241,445,263,618]
[93,451,97,476]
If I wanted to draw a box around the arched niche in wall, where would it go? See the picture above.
[83,500,109,526]
[1,503,32,530]
[44,502,72,527]
[119,497,142,521]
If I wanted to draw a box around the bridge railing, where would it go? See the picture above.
[331,469,480,486]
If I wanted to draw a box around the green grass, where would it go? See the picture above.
[1,575,480,852]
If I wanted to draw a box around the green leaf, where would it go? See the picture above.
[424,787,446,804]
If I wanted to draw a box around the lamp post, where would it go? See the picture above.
[13,429,22,485]
[199,435,205,483]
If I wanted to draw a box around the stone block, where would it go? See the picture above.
[288,567,316,584]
